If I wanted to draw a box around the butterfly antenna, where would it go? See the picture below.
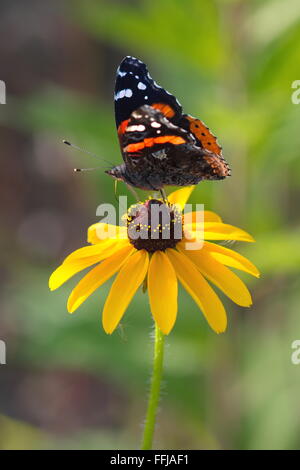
[63,140,114,168]
[74,167,105,172]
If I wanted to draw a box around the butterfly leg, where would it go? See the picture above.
[160,188,168,204]
[126,183,140,202]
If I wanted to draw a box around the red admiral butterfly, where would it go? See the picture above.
[106,56,231,191]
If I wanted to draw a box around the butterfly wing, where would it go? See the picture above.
[108,105,228,189]
[179,114,231,178]
[113,57,230,187]
[119,105,225,179]
[119,104,192,167]
[114,56,182,130]
[180,114,222,154]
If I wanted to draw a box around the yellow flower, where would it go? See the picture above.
[49,187,259,335]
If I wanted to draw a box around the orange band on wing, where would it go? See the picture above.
[151,103,175,118]
[118,119,130,136]
[125,135,185,153]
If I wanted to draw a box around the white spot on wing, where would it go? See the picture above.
[151,122,161,128]
[115,88,133,100]
[114,89,124,100]
[132,111,142,119]
[126,124,146,132]
[138,82,147,90]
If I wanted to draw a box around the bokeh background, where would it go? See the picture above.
[1,0,300,450]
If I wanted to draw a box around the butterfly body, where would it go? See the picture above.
[107,56,230,190]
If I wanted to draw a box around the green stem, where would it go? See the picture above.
[141,322,165,450]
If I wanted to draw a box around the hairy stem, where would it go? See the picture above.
[141,323,165,450]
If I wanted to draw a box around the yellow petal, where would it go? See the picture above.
[67,245,135,313]
[179,247,252,307]
[166,249,227,333]
[88,223,128,244]
[49,240,130,290]
[203,241,260,278]
[167,186,195,209]
[148,251,178,334]
[63,238,129,263]
[49,256,101,291]
[102,250,149,334]
[184,222,255,242]
[184,210,222,224]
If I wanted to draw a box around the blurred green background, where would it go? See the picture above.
[1,0,300,450]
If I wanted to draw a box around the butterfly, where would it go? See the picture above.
[106,56,230,192]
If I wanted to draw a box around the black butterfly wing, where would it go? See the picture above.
[114,56,182,129]
[120,105,192,154]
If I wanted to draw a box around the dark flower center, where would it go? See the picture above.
[127,199,183,252]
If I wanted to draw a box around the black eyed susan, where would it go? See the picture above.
[49,186,259,335]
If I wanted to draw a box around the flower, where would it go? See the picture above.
[49,187,259,335]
